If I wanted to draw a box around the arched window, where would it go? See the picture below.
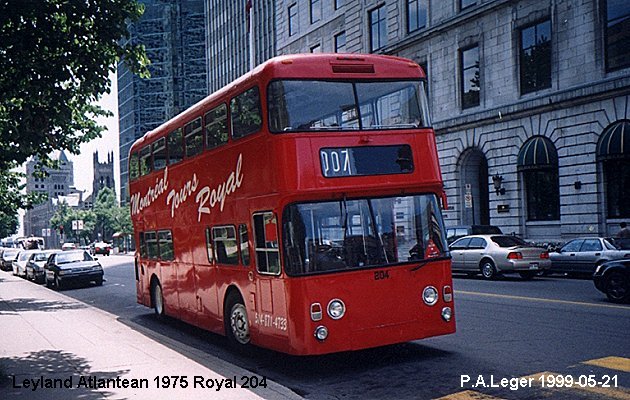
[517,136,559,221]
[598,120,630,218]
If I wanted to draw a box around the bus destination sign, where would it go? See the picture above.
[320,145,414,178]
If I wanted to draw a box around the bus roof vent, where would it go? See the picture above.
[331,64,375,74]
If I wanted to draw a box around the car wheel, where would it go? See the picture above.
[519,271,536,280]
[224,291,251,348]
[152,281,165,318]
[480,260,497,280]
[605,271,629,303]
[54,274,63,290]
[46,277,53,288]
[95,277,103,286]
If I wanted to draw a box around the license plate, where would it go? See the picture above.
[529,263,539,270]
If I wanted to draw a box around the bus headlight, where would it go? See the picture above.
[314,325,329,341]
[441,307,452,322]
[422,286,439,306]
[327,299,346,320]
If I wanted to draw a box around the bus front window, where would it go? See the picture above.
[282,194,447,275]
[268,80,430,132]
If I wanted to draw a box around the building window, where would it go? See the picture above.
[288,4,298,36]
[460,0,475,10]
[461,45,480,109]
[519,19,552,95]
[334,0,344,10]
[604,0,630,71]
[597,120,630,218]
[407,0,427,33]
[310,0,321,24]
[310,44,321,53]
[369,5,387,52]
[334,31,346,53]
[517,136,560,221]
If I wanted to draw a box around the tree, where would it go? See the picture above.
[50,201,96,245]
[0,0,149,172]
[0,164,44,237]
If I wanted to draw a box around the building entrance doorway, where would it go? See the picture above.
[459,149,490,225]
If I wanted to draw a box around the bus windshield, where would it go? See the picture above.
[268,80,431,132]
[282,194,447,275]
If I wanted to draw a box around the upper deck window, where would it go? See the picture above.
[231,86,262,139]
[268,80,430,132]
[205,103,228,150]
[184,117,203,158]
[167,128,183,164]
[153,138,167,170]
[129,152,139,181]
[139,145,152,176]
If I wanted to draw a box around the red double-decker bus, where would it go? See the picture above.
[128,54,455,355]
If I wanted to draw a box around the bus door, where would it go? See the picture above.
[135,232,149,306]
[252,212,288,338]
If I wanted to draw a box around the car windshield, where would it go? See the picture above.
[491,235,528,248]
[33,252,51,261]
[268,79,430,132]
[283,194,447,275]
[57,251,93,264]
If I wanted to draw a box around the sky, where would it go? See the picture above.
[69,71,120,201]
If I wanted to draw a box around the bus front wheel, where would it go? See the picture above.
[224,292,250,347]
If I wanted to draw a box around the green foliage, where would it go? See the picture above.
[0,0,150,172]
[93,187,132,240]
[50,201,96,245]
[0,166,46,237]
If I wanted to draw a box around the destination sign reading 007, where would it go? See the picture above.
[319,145,414,178]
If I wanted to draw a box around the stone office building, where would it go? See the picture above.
[275,0,630,240]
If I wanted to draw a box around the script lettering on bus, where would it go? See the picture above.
[195,154,244,221]
[166,174,199,218]
[130,168,169,216]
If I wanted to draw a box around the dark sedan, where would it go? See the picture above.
[593,259,630,303]
[45,250,104,290]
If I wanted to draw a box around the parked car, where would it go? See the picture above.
[26,250,61,283]
[61,242,77,251]
[12,250,38,277]
[1,248,20,271]
[449,234,551,279]
[45,250,104,290]
[446,225,503,244]
[91,242,112,256]
[593,259,630,303]
[549,237,630,275]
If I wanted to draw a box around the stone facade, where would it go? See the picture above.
[118,0,208,204]
[275,0,630,241]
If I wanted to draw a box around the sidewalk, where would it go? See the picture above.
[0,271,303,400]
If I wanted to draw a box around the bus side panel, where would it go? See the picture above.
[160,260,180,319]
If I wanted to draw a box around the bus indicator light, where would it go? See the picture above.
[314,326,329,341]
[310,303,323,321]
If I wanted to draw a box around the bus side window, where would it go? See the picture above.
[253,212,280,275]
[139,145,153,176]
[145,231,158,259]
[167,128,183,164]
[139,232,147,259]
[184,117,203,158]
[205,228,214,263]
[158,230,174,260]
[205,103,228,150]
[153,138,167,170]
[212,226,239,265]
[129,152,140,181]
[230,86,262,139]
[239,224,250,266]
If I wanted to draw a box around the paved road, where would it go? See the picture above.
[41,256,630,399]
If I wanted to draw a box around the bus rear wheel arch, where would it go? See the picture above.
[224,290,251,348]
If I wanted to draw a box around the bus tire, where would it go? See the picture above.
[151,280,165,318]
[224,291,251,348]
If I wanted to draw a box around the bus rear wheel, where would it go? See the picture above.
[152,281,165,318]
[224,292,250,347]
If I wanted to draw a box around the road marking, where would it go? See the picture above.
[583,356,630,373]
[456,290,630,310]
[434,390,505,400]
[525,371,630,400]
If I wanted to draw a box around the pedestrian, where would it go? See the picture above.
[617,222,630,238]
